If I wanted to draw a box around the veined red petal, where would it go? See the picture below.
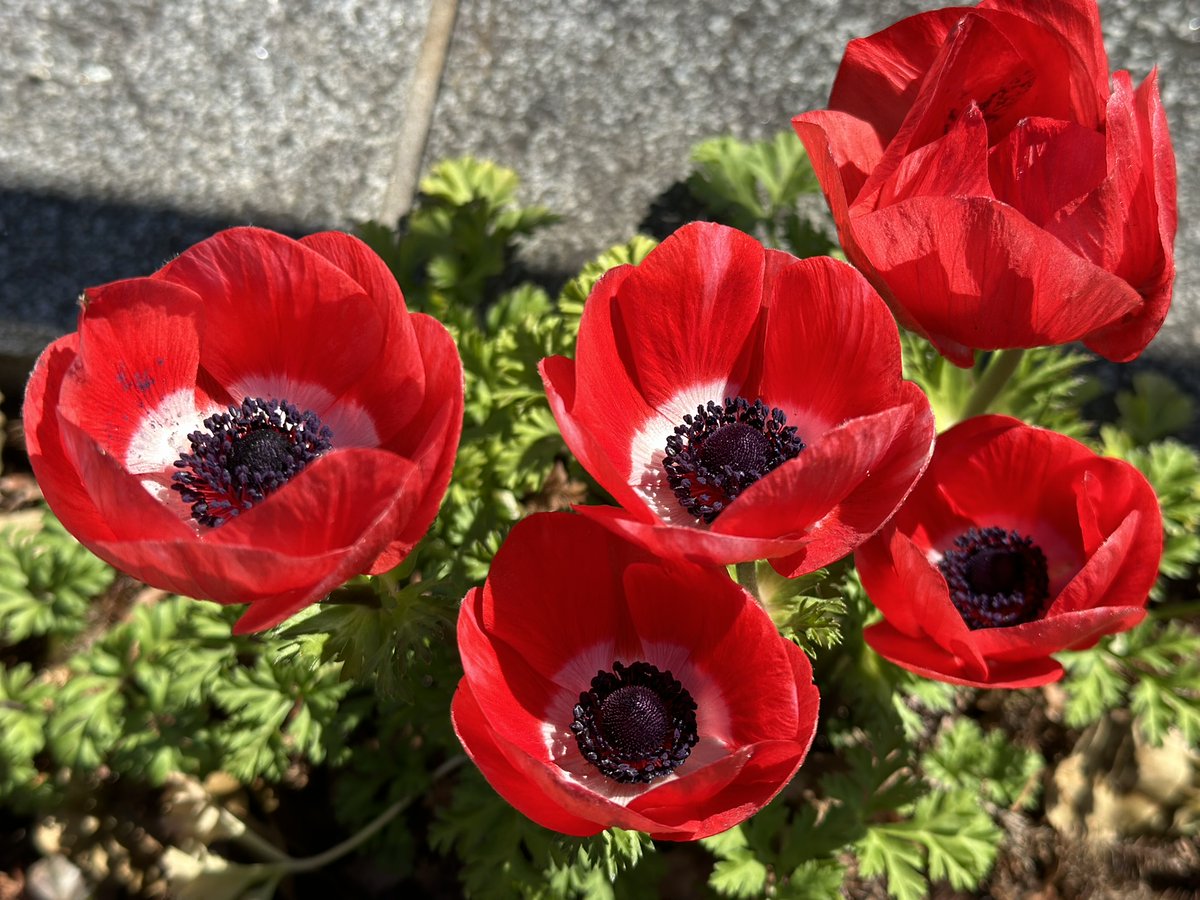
[478,515,644,685]
[59,278,206,464]
[25,336,120,545]
[604,223,766,410]
[300,231,427,446]
[758,256,903,436]
[154,227,388,402]
[851,196,1142,363]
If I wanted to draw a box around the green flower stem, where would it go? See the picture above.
[735,561,761,604]
[958,349,1025,422]
[251,755,468,875]
[286,755,467,873]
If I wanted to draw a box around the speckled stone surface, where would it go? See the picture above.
[1,0,1196,401]
[425,0,1198,393]
[0,0,429,332]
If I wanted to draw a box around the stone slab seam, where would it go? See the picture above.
[378,0,460,224]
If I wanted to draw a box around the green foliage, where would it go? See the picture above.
[0,663,52,806]
[857,791,1000,900]
[923,719,1044,810]
[0,512,115,644]
[359,156,557,327]
[900,336,1098,436]
[687,131,835,255]
[756,563,847,657]
[1115,371,1196,444]
[1098,426,1200,587]
[1061,619,1200,746]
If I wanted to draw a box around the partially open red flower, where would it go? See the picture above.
[451,512,819,840]
[24,227,462,633]
[856,416,1162,688]
[793,0,1177,366]
[540,221,935,577]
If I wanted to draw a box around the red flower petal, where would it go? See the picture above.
[298,231,427,446]
[757,256,903,435]
[603,223,766,410]
[865,619,1064,688]
[25,336,120,545]
[154,227,388,403]
[451,684,602,837]
[58,278,208,464]
[476,515,644,685]
[827,7,970,145]
[851,196,1142,364]
[364,313,464,574]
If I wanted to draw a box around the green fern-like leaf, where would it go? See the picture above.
[756,563,847,657]
[686,132,832,253]
[922,719,1044,809]
[1115,371,1195,445]
[858,790,1000,899]
[900,335,1097,436]
[0,512,114,644]
[1097,427,1200,587]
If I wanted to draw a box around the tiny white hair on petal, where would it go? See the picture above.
[232,373,380,448]
[627,378,735,525]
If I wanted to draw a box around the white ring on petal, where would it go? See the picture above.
[540,642,732,806]
[626,378,736,526]
[232,374,380,449]
[124,387,224,476]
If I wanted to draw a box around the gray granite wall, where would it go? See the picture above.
[1,0,1195,400]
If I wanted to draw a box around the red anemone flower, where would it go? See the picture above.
[451,512,819,840]
[856,416,1162,688]
[24,227,462,633]
[793,0,1176,366]
[539,221,935,577]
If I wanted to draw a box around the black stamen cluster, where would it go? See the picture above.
[172,397,333,527]
[570,660,698,784]
[663,397,804,523]
[939,526,1050,630]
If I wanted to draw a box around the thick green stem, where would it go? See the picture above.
[735,561,761,604]
[958,349,1025,422]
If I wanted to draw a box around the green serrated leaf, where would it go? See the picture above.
[756,563,847,657]
[923,719,1044,809]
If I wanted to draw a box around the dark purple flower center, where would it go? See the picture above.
[171,397,333,528]
[664,397,804,523]
[938,526,1050,630]
[570,660,698,784]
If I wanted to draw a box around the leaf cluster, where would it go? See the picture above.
[686,131,836,256]
[0,512,114,644]
[359,156,558,328]
[900,336,1099,436]
[1061,619,1200,747]
[430,767,659,899]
